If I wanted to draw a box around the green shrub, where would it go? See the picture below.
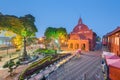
[34,48,56,55]
[19,53,70,80]
[3,60,15,76]
[27,56,52,70]
[19,56,52,79]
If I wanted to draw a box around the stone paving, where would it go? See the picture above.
[47,51,104,80]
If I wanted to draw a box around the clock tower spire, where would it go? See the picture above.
[78,18,83,24]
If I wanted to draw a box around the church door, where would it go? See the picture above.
[82,44,86,50]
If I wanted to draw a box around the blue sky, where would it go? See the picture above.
[0,0,120,38]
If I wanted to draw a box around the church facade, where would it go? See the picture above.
[68,18,96,51]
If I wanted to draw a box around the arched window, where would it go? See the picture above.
[70,43,73,49]
[75,43,79,49]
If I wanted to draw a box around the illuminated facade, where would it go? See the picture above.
[68,18,96,51]
[105,27,120,56]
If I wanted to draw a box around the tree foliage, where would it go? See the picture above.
[44,27,68,50]
[19,14,37,37]
[0,13,38,59]
[44,27,68,40]
[11,35,22,50]
[3,59,20,76]
[96,36,101,42]
[0,13,37,39]
[0,14,23,34]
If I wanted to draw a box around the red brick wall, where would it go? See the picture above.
[68,39,89,51]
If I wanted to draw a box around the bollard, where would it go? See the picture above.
[84,73,87,80]
[82,73,87,80]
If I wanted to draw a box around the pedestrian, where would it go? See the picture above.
[75,49,81,58]
[78,49,81,54]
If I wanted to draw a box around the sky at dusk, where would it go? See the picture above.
[0,0,120,38]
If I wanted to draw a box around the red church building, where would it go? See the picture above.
[68,18,96,51]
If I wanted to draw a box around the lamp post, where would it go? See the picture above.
[55,39,60,53]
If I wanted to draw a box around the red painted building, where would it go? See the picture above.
[68,18,96,51]
[103,27,120,80]
[103,27,120,56]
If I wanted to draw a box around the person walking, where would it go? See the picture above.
[75,49,81,58]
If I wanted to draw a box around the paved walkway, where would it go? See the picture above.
[0,65,28,80]
[47,51,104,80]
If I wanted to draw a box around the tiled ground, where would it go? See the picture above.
[47,51,104,80]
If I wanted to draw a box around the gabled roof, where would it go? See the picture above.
[107,27,120,36]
